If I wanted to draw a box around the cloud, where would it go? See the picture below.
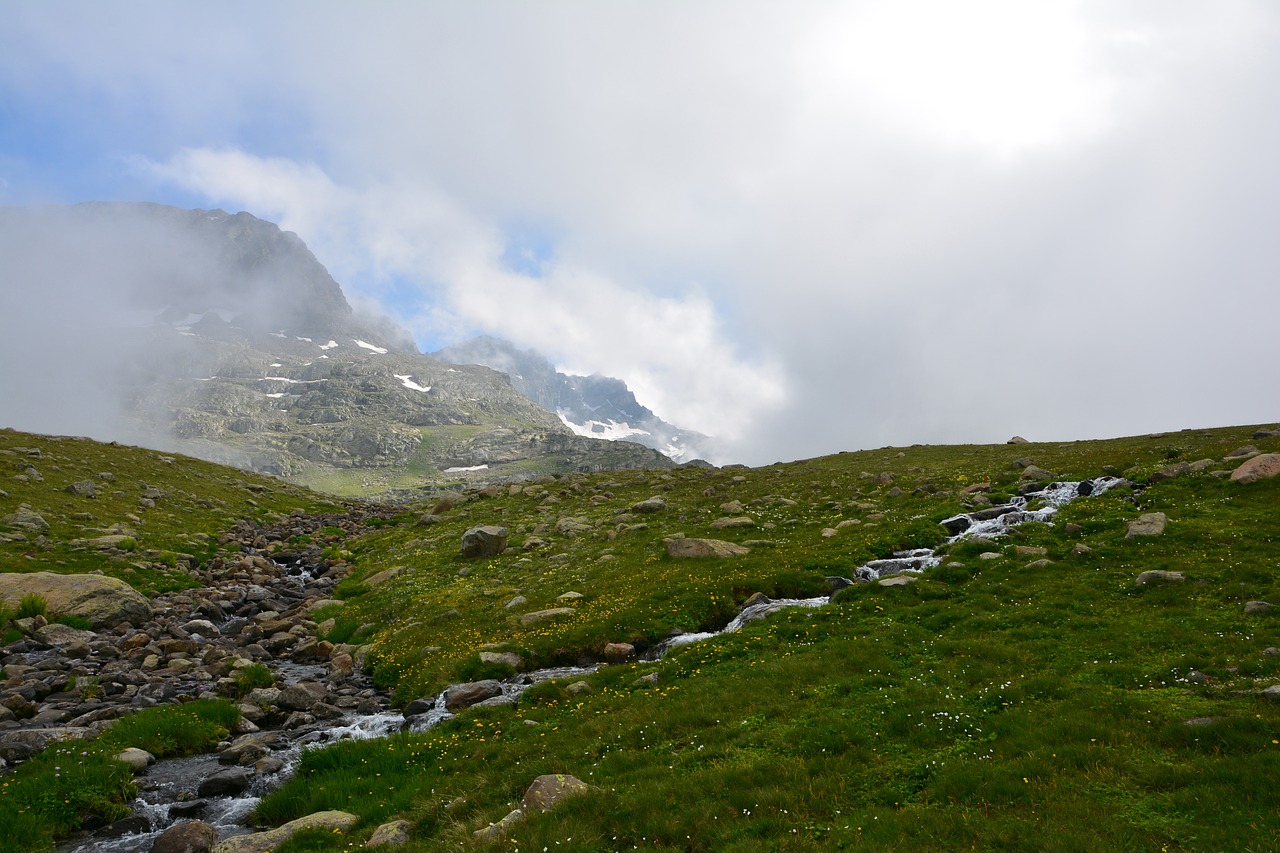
[5,1,1280,464]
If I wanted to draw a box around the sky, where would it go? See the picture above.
[2,1,1278,466]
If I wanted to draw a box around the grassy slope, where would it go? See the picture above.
[257,423,1280,851]
[0,428,343,595]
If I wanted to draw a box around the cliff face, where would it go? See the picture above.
[0,203,675,495]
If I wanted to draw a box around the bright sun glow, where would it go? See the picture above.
[808,1,1117,157]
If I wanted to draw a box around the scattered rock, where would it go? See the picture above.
[65,479,98,498]
[504,595,527,609]
[742,591,771,608]
[473,808,525,841]
[1014,546,1048,557]
[519,607,575,626]
[1136,570,1185,585]
[1148,462,1190,484]
[479,651,521,668]
[444,681,503,711]
[1126,512,1168,538]
[1019,465,1056,481]
[212,810,359,853]
[719,500,745,514]
[114,747,155,773]
[197,767,253,798]
[152,820,219,853]
[1007,436,1030,444]
[603,642,635,663]
[1244,601,1273,615]
[630,497,667,513]
[1230,453,1280,485]
[365,818,413,847]
[666,538,750,558]
[1225,445,1260,460]
[460,525,508,558]
[710,516,754,529]
[522,773,593,814]
[878,576,916,587]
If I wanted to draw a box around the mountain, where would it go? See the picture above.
[434,336,717,463]
[0,203,675,496]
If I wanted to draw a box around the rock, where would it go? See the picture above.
[1064,522,1084,536]
[742,591,771,608]
[978,552,1003,561]
[417,513,441,526]
[1025,559,1054,568]
[0,572,149,628]
[878,576,916,587]
[33,623,95,647]
[212,811,358,853]
[666,538,750,558]
[556,591,584,601]
[444,680,503,711]
[363,566,407,586]
[1070,543,1093,555]
[473,808,525,841]
[1244,601,1273,615]
[710,516,755,529]
[1126,512,1168,538]
[1230,453,1280,485]
[152,820,219,853]
[719,500,745,514]
[1007,436,1030,444]
[504,595,527,609]
[521,773,592,814]
[197,767,253,797]
[277,682,327,712]
[460,525,508,558]
[1019,465,1056,481]
[633,672,660,686]
[1148,462,1190,484]
[520,607,574,626]
[630,497,667,513]
[479,651,521,668]
[1136,570,1185,585]
[1014,546,1048,557]
[1263,685,1280,702]
[365,819,413,847]
[1226,445,1260,460]
[603,642,635,663]
[66,479,98,498]
[555,517,593,535]
[566,681,593,696]
[1,506,49,531]
[114,747,155,773]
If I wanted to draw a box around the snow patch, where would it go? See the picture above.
[394,374,431,393]
[354,339,388,354]
[319,340,339,350]
[444,465,489,473]
[557,412,651,442]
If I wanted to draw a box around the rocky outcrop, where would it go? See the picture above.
[666,538,750,558]
[212,810,359,853]
[1230,453,1280,485]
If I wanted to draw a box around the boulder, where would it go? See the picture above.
[1019,465,1057,481]
[365,819,413,847]
[878,576,917,587]
[603,642,635,663]
[114,747,155,773]
[66,479,97,498]
[1244,601,1273,615]
[1007,436,1030,444]
[0,506,49,532]
[710,516,755,529]
[521,773,592,813]
[473,808,525,841]
[0,572,149,628]
[630,497,667,513]
[197,767,253,797]
[479,651,521,668]
[1136,570,1185,585]
[1230,453,1280,485]
[152,820,219,853]
[666,538,750,558]
[212,811,358,853]
[1126,513,1168,538]
[519,607,574,626]
[1148,462,1190,484]
[443,680,503,711]
[460,526,508,558]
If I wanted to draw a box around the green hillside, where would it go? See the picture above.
[3,423,1280,850]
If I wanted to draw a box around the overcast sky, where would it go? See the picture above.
[2,1,1277,465]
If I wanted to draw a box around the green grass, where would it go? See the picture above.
[0,700,240,850]
[257,422,1280,850]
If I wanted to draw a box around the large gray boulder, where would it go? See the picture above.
[443,680,504,711]
[1126,512,1168,538]
[212,811,358,853]
[0,571,149,628]
[460,525,508,558]
[666,538,750,558]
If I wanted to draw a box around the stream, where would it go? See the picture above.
[57,475,1120,851]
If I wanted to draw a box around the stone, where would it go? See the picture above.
[504,595,528,609]
[878,575,917,587]
[152,820,219,853]
[1007,436,1030,444]
[719,500,745,514]
[1244,601,1273,615]
[479,651,521,668]
[1014,546,1048,557]
[710,516,755,529]
[363,566,407,586]
[520,607,575,626]
[521,773,592,814]
[1025,559,1054,568]
[566,681,593,696]
[197,767,253,797]
[444,680,503,711]
[277,682,327,712]
[1226,445,1260,460]
[365,819,413,847]
[460,525,508,558]
[557,591,584,601]
[0,572,149,628]
[1136,570,1185,585]
[630,497,667,513]
[1019,465,1056,481]
[603,642,635,663]
[473,808,525,841]
[1230,453,1280,485]
[1126,512,1168,538]
[0,506,49,532]
[66,479,97,498]
[114,747,155,773]
[1148,463,1190,484]
[742,591,770,608]
[1070,543,1093,555]
[666,538,750,558]
[212,811,358,853]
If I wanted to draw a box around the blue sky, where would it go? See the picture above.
[3,1,1279,464]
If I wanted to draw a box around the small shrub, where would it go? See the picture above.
[17,593,47,620]
[54,614,92,630]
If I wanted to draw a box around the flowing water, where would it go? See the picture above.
[58,476,1121,850]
